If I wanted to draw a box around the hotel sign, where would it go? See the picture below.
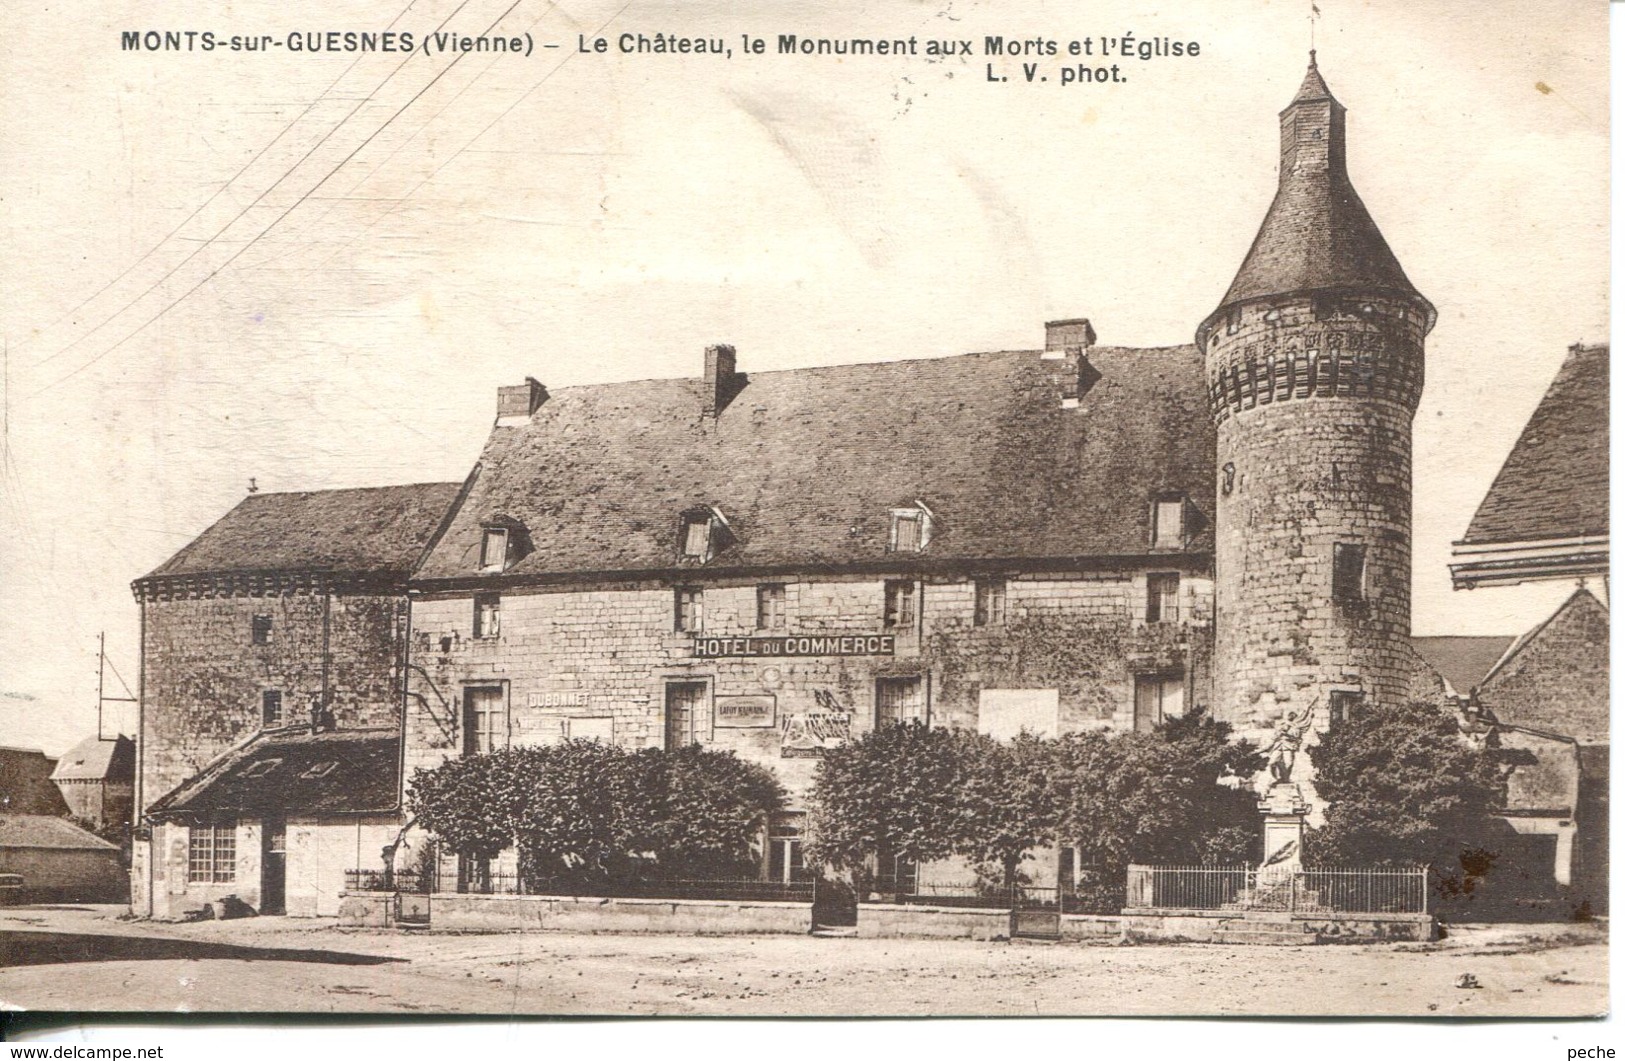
[692,634,896,658]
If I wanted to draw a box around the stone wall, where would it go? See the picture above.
[1204,293,1428,747]
[140,590,407,812]
[404,570,1215,803]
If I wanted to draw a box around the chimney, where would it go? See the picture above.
[496,377,548,423]
[1044,318,1097,357]
[703,344,738,417]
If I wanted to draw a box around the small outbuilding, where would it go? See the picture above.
[0,815,124,903]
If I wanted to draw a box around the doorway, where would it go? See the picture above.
[261,817,286,915]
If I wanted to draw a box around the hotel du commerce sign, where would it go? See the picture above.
[691,634,897,658]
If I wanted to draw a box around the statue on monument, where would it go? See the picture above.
[1263,702,1315,785]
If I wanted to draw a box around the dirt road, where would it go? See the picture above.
[0,905,1606,1017]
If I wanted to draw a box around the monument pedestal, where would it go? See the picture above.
[1258,782,1310,867]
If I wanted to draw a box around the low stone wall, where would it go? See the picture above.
[854,904,1012,941]
[1121,909,1437,943]
[1060,913,1123,940]
[345,892,815,935]
[337,892,395,928]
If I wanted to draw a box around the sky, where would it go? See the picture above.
[0,0,1609,756]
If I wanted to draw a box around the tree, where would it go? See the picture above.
[1303,698,1510,886]
[806,721,972,875]
[954,730,1060,887]
[511,740,661,887]
[1053,708,1263,905]
[653,743,785,878]
[405,747,527,864]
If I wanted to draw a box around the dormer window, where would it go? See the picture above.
[1151,495,1187,549]
[888,502,934,553]
[677,506,733,564]
[241,759,281,779]
[301,760,338,779]
[479,526,509,572]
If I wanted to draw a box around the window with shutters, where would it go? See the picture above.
[974,579,1006,627]
[883,580,917,629]
[1151,497,1186,549]
[681,514,712,560]
[462,686,506,756]
[479,527,509,572]
[876,676,926,727]
[665,681,705,750]
[473,593,501,639]
[1133,673,1185,733]
[674,587,704,632]
[757,584,786,630]
[1146,573,1180,623]
[887,504,934,553]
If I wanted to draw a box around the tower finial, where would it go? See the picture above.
[1309,1,1320,56]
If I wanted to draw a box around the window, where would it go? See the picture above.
[187,821,237,884]
[883,580,917,630]
[665,681,705,750]
[674,587,704,633]
[251,615,272,645]
[757,584,786,630]
[890,511,923,553]
[1333,543,1367,602]
[1146,573,1180,623]
[1152,497,1186,549]
[473,593,501,639]
[973,579,1006,627]
[1328,690,1364,725]
[681,515,712,560]
[261,690,283,728]
[301,760,338,779]
[479,526,508,572]
[876,676,926,727]
[1133,673,1184,733]
[462,686,506,756]
[240,758,280,779]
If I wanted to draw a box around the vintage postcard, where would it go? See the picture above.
[0,0,1609,1035]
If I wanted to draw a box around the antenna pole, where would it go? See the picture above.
[97,631,106,741]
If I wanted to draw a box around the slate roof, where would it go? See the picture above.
[141,482,462,582]
[414,346,1215,583]
[0,814,118,851]
[50,735,134,782]
[1205,57,1429,328]
[146,729,400,819]
[1410,636,1515,698]
[1460,343,1609,546]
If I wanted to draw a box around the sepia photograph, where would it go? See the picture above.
[0,0,1610,1041]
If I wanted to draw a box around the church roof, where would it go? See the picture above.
[139,482,462,585]
[1460,343,1609,546]
[1205,57,1431,327]
[413,345,1216,584]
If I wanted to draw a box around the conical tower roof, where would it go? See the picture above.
[1205,55,1432,331]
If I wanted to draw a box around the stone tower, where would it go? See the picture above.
[1197,55,1435,748]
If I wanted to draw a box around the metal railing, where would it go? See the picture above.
[1126,864,1428,915]
[345,868,813,903]
[867,879,1108,914]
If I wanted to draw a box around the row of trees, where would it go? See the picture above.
[808,712,1263,903]
[406,740,783,887]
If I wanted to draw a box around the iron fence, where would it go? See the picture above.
[345,868,813,903]
[1126,864,1428,915]
[866,879,1106,914]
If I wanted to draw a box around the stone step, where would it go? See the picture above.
[1213,928,1318,946]
[811,925,858,938]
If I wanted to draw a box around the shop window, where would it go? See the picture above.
[757,584,786,630]
[973,579,1006,627]
[1146,573,1180,623]
[261,690,283,728]
[474,593,501,639]
[674,587,704,632]
[876,676,926,727]
[1133,673,1184,733]
[883,580,917,629]
[188,821,237,884]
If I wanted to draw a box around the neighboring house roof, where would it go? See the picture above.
[50,735,134,782]
[139,482,462,583]
[146,729,400,819]
[1410,636,1516,698]
[0,748,70,816]
[413,346,1216,584]
[0,814,118,851]
[1203,57,1430,332]
[1460,343,1609,547]
[1476,588,1610,745]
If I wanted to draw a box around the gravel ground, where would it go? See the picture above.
[0,904,1606,1017]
